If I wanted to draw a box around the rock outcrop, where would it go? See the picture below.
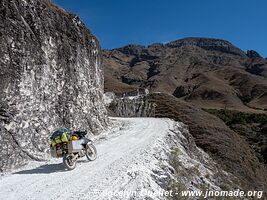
[166,37,246,57]
[246,50,262,59]
[109,95,155,117]
[0,0,108,171]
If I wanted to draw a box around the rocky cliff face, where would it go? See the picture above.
[109,95,155,117]
[0,0,108,171]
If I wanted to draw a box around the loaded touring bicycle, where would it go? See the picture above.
[50,128,97,170]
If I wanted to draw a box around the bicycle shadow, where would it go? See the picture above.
[14,163,66,175]
[13,159,90,175]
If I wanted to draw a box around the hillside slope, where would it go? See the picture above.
[103,38,267,191]
[103,37,267,112]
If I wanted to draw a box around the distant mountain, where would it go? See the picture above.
[103,37,267,112]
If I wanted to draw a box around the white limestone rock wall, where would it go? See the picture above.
[0,0,108,171]
[109,95,156,117]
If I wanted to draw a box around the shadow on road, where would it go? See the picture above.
[14,163,66,174]
[13,159,90,175]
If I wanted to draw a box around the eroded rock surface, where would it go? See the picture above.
[0,0,108,171]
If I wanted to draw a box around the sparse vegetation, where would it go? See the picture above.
[171,148,181,157]
[44,0,73,18]
[167,180,187,200]
[204,108,267,164]
[203,109,267,125]
[239,95,253,104]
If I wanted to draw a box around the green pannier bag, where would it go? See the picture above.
[50,128,72,147]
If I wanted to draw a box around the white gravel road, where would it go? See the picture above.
[0,117,179,200]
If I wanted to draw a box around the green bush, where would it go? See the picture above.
[239,95,253,104]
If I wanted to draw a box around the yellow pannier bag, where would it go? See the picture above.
[50,131,71,147]
[55,135,62,144]
[51,140,57,147]
[61,132,69,143]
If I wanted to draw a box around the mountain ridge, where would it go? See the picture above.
[103,37,267,112]
[106,37,266,58]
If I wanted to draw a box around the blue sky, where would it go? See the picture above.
[54,0,267,57]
